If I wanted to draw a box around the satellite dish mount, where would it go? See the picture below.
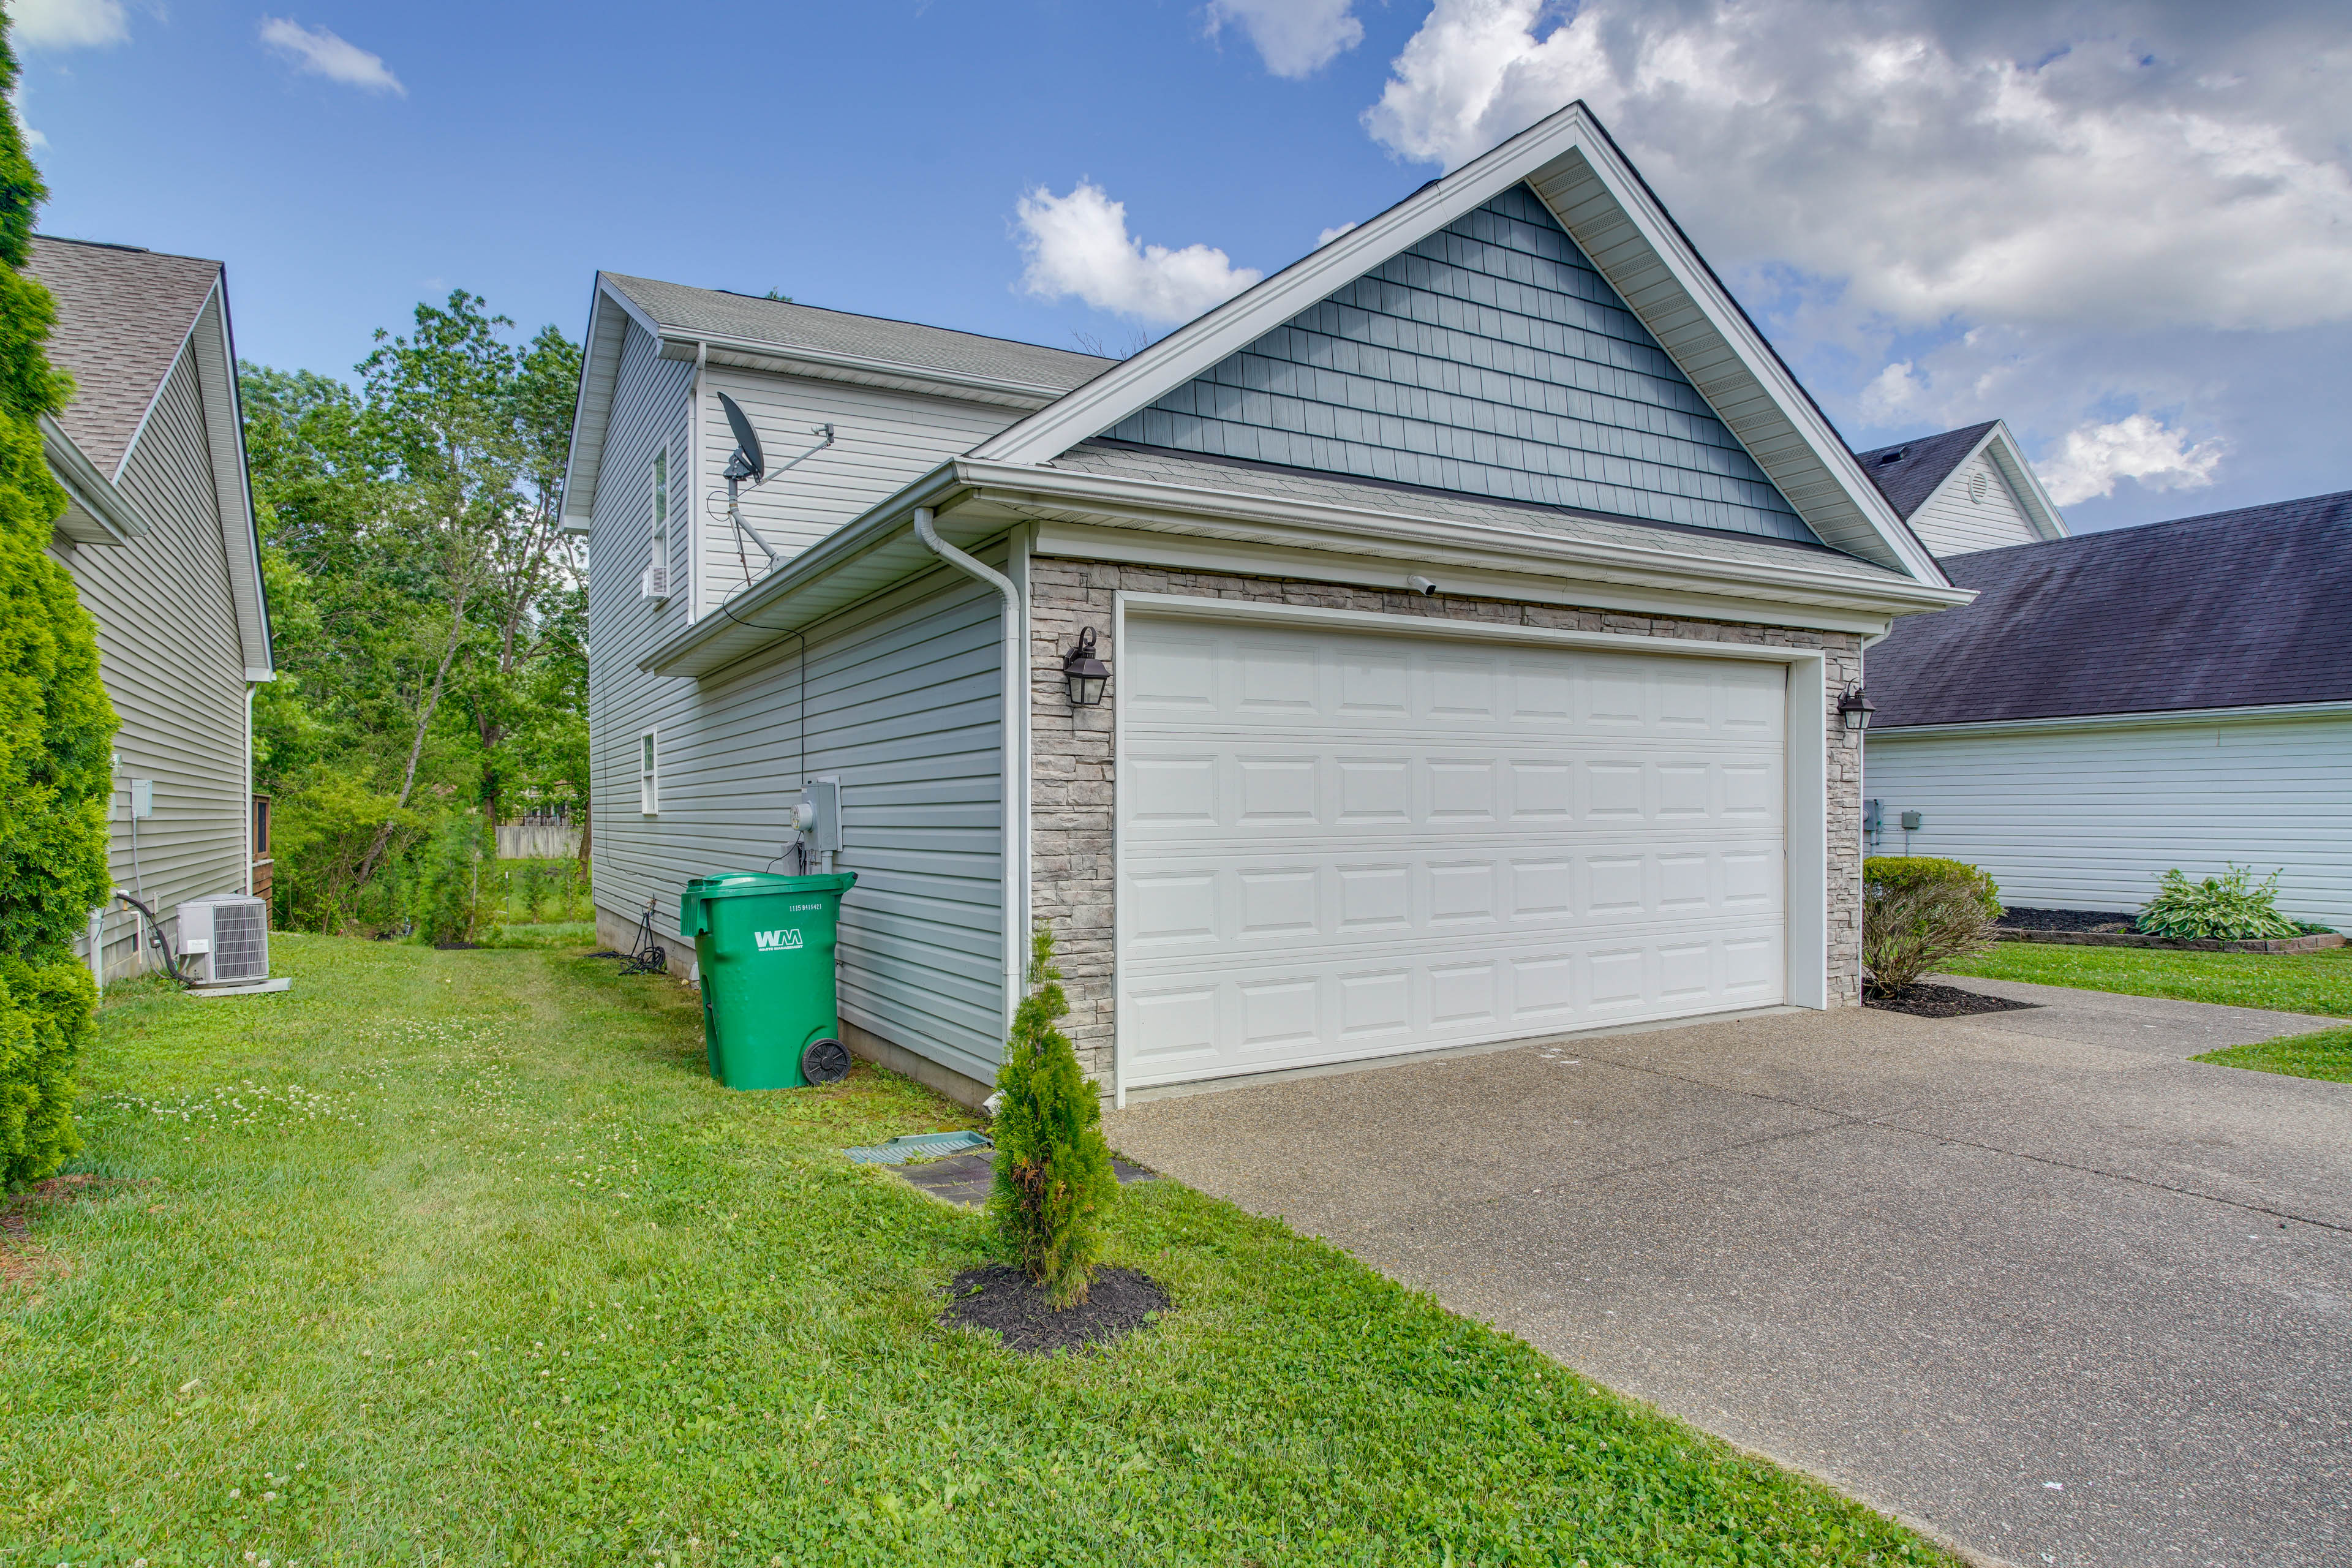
[713,390,835,576]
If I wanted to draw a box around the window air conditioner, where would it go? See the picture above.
[176,895,271,986]
[641,563,670,601]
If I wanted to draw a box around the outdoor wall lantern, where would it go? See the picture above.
[1062,627,1109,707]
[1838,684,1876,734]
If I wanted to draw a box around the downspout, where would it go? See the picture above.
[913,507,1028,1039]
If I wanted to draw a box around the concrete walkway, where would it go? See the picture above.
[1106,979,2352,1568]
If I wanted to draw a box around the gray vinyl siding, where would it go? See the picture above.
[695,366,1018,611]
[587,321,1010,1080]
[1910,454,2041,558]
[1106,183,1813,543]
[1863,712,2352,929]
[51,347,250,979]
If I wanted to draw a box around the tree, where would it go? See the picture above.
[0,13,114,1185]
[988,924,1118,1306]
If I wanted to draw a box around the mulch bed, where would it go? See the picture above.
[943,1263,1169,1355]
[1865,982,2041,1019]
[1996,906,2130,933]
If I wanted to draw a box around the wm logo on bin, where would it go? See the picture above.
[753,929,805,951]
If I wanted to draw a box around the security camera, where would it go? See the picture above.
[1406,575,1438,595]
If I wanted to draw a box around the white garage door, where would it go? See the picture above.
[1118,615,1788,1088]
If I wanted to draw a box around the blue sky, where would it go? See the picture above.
[20,0,2351,535]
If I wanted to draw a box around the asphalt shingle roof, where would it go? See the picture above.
[1868,491,2352,727]
[29,236,222,477]
[1052,439,1910,584]
[1852,421,1995,520]
[600,273,1113,394]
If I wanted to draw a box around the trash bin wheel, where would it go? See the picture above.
[801,1038,851,1087]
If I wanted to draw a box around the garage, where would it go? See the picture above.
[1116,608,1801,1090]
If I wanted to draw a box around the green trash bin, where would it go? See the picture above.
[679,871,858,1090]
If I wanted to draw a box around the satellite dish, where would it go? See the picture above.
[717,391,764,483]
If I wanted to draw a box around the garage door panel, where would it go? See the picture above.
[1120,618,1789,1087]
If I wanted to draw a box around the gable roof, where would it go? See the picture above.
[970,102,1947,585]
[1853,418,2067,546]
[1868,491,2352,728]
[562,273,1113,530]
[1101,183,1816,546]
[27,235,274,677]
[31,236,224,478]
[1853,421,1996,518]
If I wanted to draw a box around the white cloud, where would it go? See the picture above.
[1316,221,1358,246]
[1016,181,1262,325]
[1363,0,2352,334]
[1858,360,1923,423]
[2038,414,2225,505]
[259,17,405,96]
[14,0,127,50]
[1207,0,1364,80]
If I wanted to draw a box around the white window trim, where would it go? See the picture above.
[638,728,658,816]
[1106,590,1832,1105]
[649,444,671,572]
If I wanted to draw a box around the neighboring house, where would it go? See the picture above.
[1853,420,2068,558]
[31,236,274,981]
[567,102,1967,1107]
[1863,492,2352,929]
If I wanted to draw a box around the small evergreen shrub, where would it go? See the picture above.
[1861,856,2002,995]
[2136,865,2301,941]
[988,923,1117,1308]
[0,956,94,1187]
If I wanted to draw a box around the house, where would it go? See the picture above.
[565,102,1968,1107]
[1863,491,2352,929]
[31,236,275,981]
[1852,420,2068,558]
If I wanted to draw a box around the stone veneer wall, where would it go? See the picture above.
[1026,557,1866,1087]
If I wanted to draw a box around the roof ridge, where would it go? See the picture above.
[600,271,1111,364]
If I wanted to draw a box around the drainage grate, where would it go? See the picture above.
[842,1130,992,1165]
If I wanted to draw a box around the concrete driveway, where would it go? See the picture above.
[1106,979,2352,1568]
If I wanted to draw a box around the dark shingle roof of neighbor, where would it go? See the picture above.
[1852,421,1996,520]
[1868,490,2352,727]
[28,235,224,477]
[599,273,1114,393]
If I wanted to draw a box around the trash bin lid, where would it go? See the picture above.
[683,871,856,902]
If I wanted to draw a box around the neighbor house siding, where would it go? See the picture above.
[1909,453,2040,559]
[589,323,1011,1080]
[693,366,1022,612]
[1864,712,2352,929]
[50,347,250,979]
[1105,184,1814,544]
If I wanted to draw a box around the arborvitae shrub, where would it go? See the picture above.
[0,18,115,1188]
[988,923,1117,1308]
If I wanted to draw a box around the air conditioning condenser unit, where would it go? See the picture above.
[176,895,274,987]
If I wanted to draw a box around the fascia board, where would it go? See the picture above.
[42,414,152,542]
[1031,519,1907,636]
[1984,422,2069,540]
[636,461,972,678]
[1525,137,1945,586]
[652,331,1069,410]
[194,281,274,674]
[559,277,636,530]
[955,458,1970,618]
[1871,699,2352,741]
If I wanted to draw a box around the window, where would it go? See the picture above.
[649,447,670,567]
[639,729,658,815]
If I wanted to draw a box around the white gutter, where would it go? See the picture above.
[912,506,1028,1037]
[42,415,153,542]
[1870,699,2352,742]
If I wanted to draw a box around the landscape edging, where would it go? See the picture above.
[1997,930,2345,955]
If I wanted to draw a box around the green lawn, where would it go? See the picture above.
[2,935,1958,1567]
[2192,1027,2352,1084]
[1943,940,2352,1019]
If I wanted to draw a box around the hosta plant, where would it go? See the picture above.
[2137,865,2301,941]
